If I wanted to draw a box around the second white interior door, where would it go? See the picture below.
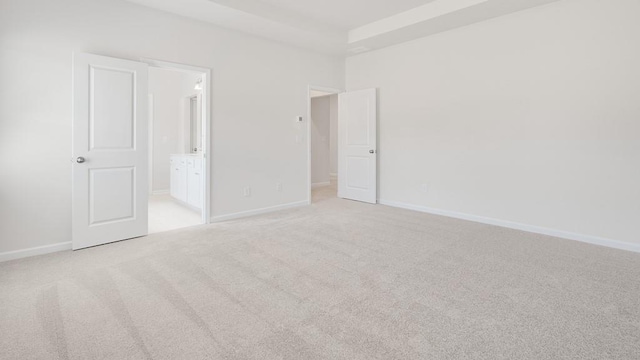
[338,88,377,204]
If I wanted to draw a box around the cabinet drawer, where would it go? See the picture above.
[170,156,184,166]
[186,157,203,169]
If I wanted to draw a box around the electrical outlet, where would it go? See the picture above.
[420,183,429,193]
[243,187,251,197]
[276,182,283,192]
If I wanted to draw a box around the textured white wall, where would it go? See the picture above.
[311,97,331,184]
[0,0,344,254]
[329,94,339,176]
[346,0,640,246]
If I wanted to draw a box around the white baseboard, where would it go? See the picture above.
[151,189,170,195]
[211,201,307,223]
[311,182,331,189]
[0,241,72,263]
[330,173,337,178]
[379,199,640,254]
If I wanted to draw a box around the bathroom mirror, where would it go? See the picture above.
[188,94,202,154]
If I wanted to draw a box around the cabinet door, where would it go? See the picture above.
[187,167,202,209]
[177,166,187,202]
[170,161,187,203]
[170,163,180,198]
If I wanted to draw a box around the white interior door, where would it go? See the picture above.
[72,53,148,250]
[338,88,377,204]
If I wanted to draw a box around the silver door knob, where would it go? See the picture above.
[369,150,375,154]
[76,157,86,163]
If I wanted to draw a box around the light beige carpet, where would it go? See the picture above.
[1,184,639,359]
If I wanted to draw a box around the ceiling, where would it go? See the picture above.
[253,0,435,30]
[126,0,561,55]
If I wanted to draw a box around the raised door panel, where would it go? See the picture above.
[345,156,370,191]
[90,68,135,150]
[89,167,135,225]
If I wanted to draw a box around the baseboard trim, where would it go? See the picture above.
[379,199,640,254]
[151,189,170,195]
[211,201,308,223]
[330,173,337,178]
[311,182,331,189]
[0,241,72,263]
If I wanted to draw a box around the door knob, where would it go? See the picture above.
[76,157,86,163]
[369,150,375,154]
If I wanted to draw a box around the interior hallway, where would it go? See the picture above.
[312,177,337,204]
[1,187,639,359]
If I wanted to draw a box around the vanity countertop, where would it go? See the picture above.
[171,153,203,157]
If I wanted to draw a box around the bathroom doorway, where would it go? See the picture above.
[145,60,211,234]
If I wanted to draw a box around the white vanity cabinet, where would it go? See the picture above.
[170,155,203,210]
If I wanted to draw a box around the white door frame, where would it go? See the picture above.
[143,58,212,225]
[148,94,155,195]
[307,85,343,204]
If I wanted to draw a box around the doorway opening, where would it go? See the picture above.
[146,60,211,234]
[308,86,341,204]
[307,86,378,206]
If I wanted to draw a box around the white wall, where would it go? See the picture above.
[0,0,344,255]
[329,94,339,176]
[346,0,640,247]
[311,97,331,185]
[149,68,201,193]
